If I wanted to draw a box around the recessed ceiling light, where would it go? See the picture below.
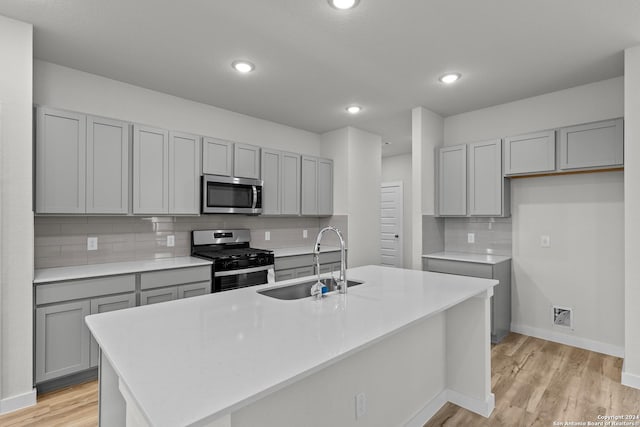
[232,60,255,73]
[328,0,360,10]
[439,73,461,84]
[346,105,362,114]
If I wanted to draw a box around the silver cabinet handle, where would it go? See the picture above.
[252,186,257,209]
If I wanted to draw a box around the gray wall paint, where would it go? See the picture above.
[35,215,348,269]
[444,217,512,256]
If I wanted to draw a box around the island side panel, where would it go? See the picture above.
[445,289,495,416]
[230,313,446,427]
[99,352,126,426]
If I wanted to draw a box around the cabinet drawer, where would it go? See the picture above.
[36,274,136,305]
[274,251,342,270]
[140,266,211,290]
[294,266,314,278]
[140,287,178,305]
[424,258,493,279]
[178,281,211,299]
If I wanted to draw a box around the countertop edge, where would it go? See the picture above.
[422,251,511,265]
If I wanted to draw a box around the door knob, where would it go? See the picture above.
[394,234,399,238]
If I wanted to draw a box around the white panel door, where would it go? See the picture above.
[380,182,403,268]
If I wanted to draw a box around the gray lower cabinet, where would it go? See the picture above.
[437,145,467,216]
[423,256,511,344]
[35,300,91,383]
[89,294,136,367]
[274,251,345,281]
[234,143,261,179]
[504,130,556,175]
[178,282,212,299]
[301,156,333,216]
[202,137,233,176]
[559,118,624,170]
[140,266,212,305]
[140,287,179,305]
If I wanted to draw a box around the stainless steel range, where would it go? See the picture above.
[191,229,274,293]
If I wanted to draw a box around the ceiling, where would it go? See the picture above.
[1,1,639,157]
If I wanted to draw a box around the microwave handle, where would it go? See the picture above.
[252,186,257,209]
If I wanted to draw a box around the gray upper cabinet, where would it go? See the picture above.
[504,130,556,175]
[202,137,233,176]
[559,118,624,170]
[35,300,91,383]
[469,139,509,217]
[281,152,301,215]
[169,131,200,215]
[86,116,130,214]
[261,149,301,216]
[301,156,318,215]
[438,145,467,216]
[133,125,169,214]
[36,107,87,214]
[317,159,333,216]
[234,143,261,179]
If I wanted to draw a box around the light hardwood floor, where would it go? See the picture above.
[0,333,638,426]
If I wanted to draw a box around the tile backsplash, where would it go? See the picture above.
[35,215,348,269]
[444,217,512,256]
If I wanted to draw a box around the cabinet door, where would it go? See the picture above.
[504,130,555,175]
[36,107,86,213]
[140,287,178,305]
[275,269,295,281]
[234,143,261,179]
[438,145,467,216]
[86,116,130,214]
[133,125,169,214]
[261,149,281,215]
[469,139,503,216]
[294,266,315,278]
[317,158,333,216]
[202,137,233,176]
[169,131,201,214]
[35,300,91,383]
[89,293,135,367]
[178,281,212,299]
[559,119,623,170]
[281,152,301,215]
[301,156,318,215]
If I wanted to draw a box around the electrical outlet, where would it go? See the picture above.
[540,235,551,247]
[355,392,366,419]
[87,237,98,251]
[467,233,475,244]
[167,235,175,247]
[265,231,271,241]
[303,229,308,239]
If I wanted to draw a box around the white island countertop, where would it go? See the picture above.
[33,256,212,284]
[423,251,511,265]
[86,265,496,427]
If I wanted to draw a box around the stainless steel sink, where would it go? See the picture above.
[258,278,364,300]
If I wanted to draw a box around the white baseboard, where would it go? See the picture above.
[404,390,448,427]
[511,323,624,358]
[404,389,495,426]
[621,363,640,390]
[0,388,37,415]
[447,390,495,418]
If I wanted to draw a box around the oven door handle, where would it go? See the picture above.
[251,185,258,209]
[214,264,274,277]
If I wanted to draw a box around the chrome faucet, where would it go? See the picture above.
[313,226,347,294]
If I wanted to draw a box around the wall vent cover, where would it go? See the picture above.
[553,306,572,328]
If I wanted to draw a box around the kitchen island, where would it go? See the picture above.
[86,265,497,427]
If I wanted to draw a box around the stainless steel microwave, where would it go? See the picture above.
[201,175,263,215]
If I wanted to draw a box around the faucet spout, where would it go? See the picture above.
[313,226,347,294]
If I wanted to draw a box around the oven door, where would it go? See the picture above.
[213,265,273,292]
[202,175,263,214]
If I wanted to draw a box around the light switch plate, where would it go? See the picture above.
[303,229,308,239]
[167,235,175,247]
[541,235,551,247]
[355,392,366,419]
[265,231,271,241]
[467,233,475,244]
[87,237,98,251]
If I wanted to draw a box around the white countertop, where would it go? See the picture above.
[259,245,343,257]
[422,251,511,265]
[85,265,497,427]
[33,257,213,284]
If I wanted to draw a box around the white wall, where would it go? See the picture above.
[443,77,625,356]
[382,154,413,269]
[34,61,322,156]
[623,46,640,387]
[0,15,35,413]
[320,128,349,215]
